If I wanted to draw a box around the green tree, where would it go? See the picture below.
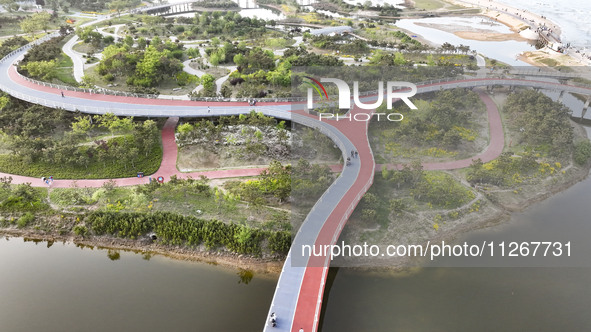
[94,113,120,137]
[201,73,215,92]
[71,115,93,138]
[20,12,52,37]
[259,160,291,202]
[124,35,134,47]
[135,120,159,156]
[109,0,130,17]
[574,140,591,165]
[20,17,40,38]
[0,95,9,111]
[21,60,58,80]
[0,0,18,12]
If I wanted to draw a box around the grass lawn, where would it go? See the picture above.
[72,41,98,54]
[0,12,34,37]
[54,52,77,85]
[484,56,511,68]
[94,15,139,28]
[537,57,559,67]
[0,12,88,38]
[412,0,446,11]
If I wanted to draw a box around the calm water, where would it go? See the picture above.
[3,141,591,332]
[321,128,591,331]
[0,240,276,331]
[395,16,536,65]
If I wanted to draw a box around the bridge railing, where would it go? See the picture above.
[312,119,375,330]
[4,34,591,112]
[7,34,591,103]
[0,32,61,65]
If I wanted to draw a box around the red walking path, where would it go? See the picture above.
[268,92,503,332]
[0,116,267,188]
[7,19,591,332]
[2,73,505,332]
[289,106,377,332]
[1,39,514,332]
[380,92,504,171]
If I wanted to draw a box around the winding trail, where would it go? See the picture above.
[5,30,591,332]
[61,16,113,83]
[379,92,503,171]
[0,115,265,188]
[62,35,86,83]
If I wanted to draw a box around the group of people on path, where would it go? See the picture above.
[41,176,54,186]
[346,149,358,166]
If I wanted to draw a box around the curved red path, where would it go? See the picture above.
[8,65,290,107]
[287,92,502,332]
[290,106,377,331]
[0,117,266,188]
[3,47,507,332]
[379,92,504,171]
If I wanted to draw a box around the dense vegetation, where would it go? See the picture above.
[0,177,48,212]
[354,161,475,228]
[574,140,591,165]
[225,160,292,205]
[291,159,334,202]
[139,11,269,40]
[310,35,370,55]
[16,34,76,85]
[0,173,292,257]
[0,188,292,255]
[383,162,474,207]
[86,210,290,256]
[466,90,585,187]
[96,36,185,93]
[0,36,29,58]
[18,35,65,80]
[0,96,162,178]
[372,88,483,161]
[503,90,573,157]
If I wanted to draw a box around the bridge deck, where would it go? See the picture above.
[2,36,591,332]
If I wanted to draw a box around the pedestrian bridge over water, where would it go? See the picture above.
[2,34,591,332]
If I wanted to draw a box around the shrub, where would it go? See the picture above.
[17,212,35,228]
[85,211,290,256]
[574,140,591,165]
[73,224,89,237]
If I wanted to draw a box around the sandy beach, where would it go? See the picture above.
[414,21,526,42]
[443,0,591,67]
[445,0,561,34]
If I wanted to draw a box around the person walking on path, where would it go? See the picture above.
[207,106,210,113]
[61,91,64,98]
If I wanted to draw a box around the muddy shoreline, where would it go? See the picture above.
[0,228,284,276]
[2,157,589,276]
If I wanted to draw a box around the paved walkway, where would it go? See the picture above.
[62,35,86,83]
[379,92,503,171]
[61,16,113,83]
[262,91,501,332]
[0,115,265,188]
[5,31,591,332]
